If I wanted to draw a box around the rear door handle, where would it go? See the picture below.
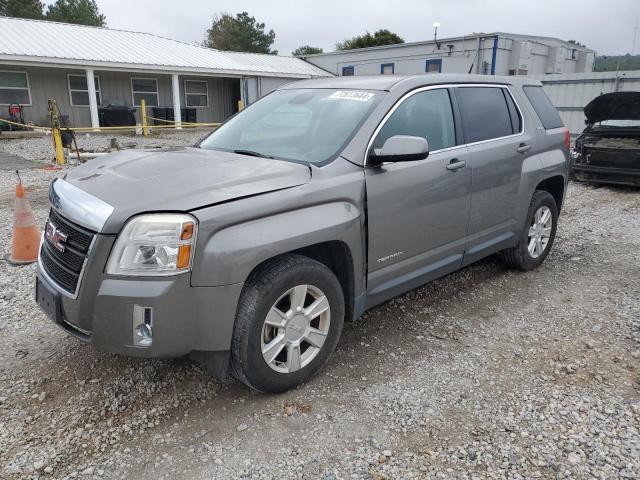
[516,143,532,154]
[446,158,467,171]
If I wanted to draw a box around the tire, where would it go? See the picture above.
[499,190,558,271]
[230,254,345,393]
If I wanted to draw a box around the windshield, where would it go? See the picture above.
[596,119,640,128]
[200,88,383,164]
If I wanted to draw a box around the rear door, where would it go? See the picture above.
[454,85,533,263]
[365,87,472,304]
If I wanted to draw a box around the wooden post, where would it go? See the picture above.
[141,98,148,137]
[48,99,65,165]
[53,128,65,165]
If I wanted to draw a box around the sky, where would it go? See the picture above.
[57,0,640,56]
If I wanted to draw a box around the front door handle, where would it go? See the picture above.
[516,143,532,154]
[446,158,467,171]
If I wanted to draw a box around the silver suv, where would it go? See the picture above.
[36,74,569,393]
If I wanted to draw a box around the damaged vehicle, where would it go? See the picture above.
[571,91,640,186]
[36,75,569,393]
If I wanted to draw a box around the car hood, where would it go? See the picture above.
[62,147,310,233]
[584,92,640,124]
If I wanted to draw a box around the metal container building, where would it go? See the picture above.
[300,33,595,78]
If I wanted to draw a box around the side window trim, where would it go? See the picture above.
[447,86,465,147]
[365,83,526,166]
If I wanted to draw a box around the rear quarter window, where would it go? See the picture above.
[523,86,563,129]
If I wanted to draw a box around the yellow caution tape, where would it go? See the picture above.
[0,118,52,131]
[0,117,219,133]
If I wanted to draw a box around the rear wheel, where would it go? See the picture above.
[231,254,344,393]
[500,190,558,271]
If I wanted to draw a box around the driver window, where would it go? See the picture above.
[374,89,456,152]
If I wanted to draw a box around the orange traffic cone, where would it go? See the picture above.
[5,172,41,265]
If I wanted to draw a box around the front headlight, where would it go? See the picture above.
[106,214,197,276]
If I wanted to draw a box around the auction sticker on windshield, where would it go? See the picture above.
[328,91,374,102]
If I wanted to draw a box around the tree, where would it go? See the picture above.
[0,0,45,19]
[45,0,106,27]
[204,12,277,55]
[336,29,404,51]
[291,45,323,56]
[594,54,640,72]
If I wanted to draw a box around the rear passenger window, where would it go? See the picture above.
[374,88,456,151]
[457,87,517,143]
[523,86,563,129]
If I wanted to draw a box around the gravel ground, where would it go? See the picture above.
[0,130,207,164]
[0,137,639,479]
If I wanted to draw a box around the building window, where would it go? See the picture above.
[0,70,31,105]
[342,66,355,76]
[184,80,208,107]
[380,63,394,75]
[425,59,442,73]
[131,78,159,106]
[68,74,101,106]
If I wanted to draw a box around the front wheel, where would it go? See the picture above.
[230,254,345,393]
[499,190,558,271]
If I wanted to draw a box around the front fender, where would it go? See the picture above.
[190,201,363,287]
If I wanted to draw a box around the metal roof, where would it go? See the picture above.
[0,16,330,78]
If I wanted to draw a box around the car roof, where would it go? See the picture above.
[278,74,542,92]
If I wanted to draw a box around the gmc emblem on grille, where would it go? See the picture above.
[45,221,68,253]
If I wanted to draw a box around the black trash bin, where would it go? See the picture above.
[151,107,196,125]
[99,105,137,127]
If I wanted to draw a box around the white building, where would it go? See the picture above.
[0,16,329,129]
[301,33,596,78]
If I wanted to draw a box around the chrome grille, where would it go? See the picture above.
[40,210,95,295]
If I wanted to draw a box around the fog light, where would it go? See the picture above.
[133,305,153,347]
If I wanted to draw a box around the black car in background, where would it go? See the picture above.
[571,91,640,186]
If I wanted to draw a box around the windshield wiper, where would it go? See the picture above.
[233,149,273,159]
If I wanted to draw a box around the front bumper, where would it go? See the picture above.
[36,260,244,358]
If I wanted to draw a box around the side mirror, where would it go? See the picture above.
[369,135,429,165]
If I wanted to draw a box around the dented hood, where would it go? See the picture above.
[63,147,310,233]
[584,91,640,125]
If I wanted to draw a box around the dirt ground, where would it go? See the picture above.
[0,158,638,479]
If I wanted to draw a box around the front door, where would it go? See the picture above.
[365,87,472,305]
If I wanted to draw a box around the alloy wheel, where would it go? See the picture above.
[527,206,553,259]
[261,284,331,373]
